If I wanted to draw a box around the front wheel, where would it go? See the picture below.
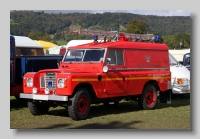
[138,84,157,110]
[68,88,91,120]
[27,101,49,115]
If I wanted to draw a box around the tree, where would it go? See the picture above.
[126,19,149,34]
[28,31,51,41]
[162,33,190,49]
[174,33,190,49]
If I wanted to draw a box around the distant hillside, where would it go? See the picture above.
[10,10,190,37]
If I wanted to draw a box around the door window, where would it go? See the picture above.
[108,50,124,65]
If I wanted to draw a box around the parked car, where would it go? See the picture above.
[182,53,190,71]
[169,53,190,94]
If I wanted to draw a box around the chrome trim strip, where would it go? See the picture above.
[109,68,126,70]
[19,93,68,101]
[126,68,170,70]
[108,68,170,70]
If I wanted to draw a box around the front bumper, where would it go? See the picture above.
[19,93,68,101]
[171,85,190,94]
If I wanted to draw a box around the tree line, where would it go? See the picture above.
[10,10,190,49]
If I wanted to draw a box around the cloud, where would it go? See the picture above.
[130,10,190,16]
[33,10,190,16]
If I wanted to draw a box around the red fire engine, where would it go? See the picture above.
[20,29,171,120]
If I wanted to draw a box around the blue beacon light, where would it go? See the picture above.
[93,35,98,41]
[155,35,160,42]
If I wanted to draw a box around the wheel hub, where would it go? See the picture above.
[145,90,155,106]
[78,96,88,114]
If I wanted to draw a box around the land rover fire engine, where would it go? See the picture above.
[20,29,171,120]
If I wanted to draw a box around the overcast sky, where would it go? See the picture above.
[33,10,190,16]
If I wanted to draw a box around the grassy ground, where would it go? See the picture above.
[10,94,190,129]
[56,40,67,46]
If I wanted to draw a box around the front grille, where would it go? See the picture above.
[40,76,45,88]
[40,72,57,90]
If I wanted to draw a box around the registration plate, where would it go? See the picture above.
[33,94,48,100]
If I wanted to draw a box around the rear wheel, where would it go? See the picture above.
[138,84,157,110]
[27,101,49,115]
[68,88,91,120]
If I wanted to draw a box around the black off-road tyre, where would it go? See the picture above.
[68,88,91,120]
[14,95,20,100]
[27,101,49,115]
[138,84,157,110]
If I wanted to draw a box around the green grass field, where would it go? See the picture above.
[56,40,67,46]
[10,94,190,129]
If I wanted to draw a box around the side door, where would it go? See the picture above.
[104,49,128,95]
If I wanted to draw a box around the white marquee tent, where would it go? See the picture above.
[169,49,190,62]
[13,35,43,48]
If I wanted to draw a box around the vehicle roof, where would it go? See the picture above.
[68,41,169,50]
[184,53,190,57]
[66,40,95,48]
[12,35,43,48]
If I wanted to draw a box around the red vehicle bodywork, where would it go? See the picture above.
[20,35,171,120]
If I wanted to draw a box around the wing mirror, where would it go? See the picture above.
[103,58,111,73]
[106,58,111,65]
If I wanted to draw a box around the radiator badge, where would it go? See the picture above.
[146,56,151,62]
[48,81,53,87]
[46,72,55,75]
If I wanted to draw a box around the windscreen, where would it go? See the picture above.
[63,49,105,62]
[186,57,190,65]
[169,52,179,65]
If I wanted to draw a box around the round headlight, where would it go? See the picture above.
[26,78,33,87]
[58,78,64,88]
[32,87,38,94]
[58,79,64,83]
[44,88,50,95]
[27,78,32,83]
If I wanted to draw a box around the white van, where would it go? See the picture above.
[169,53,190,94]
[169,49,190,62]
